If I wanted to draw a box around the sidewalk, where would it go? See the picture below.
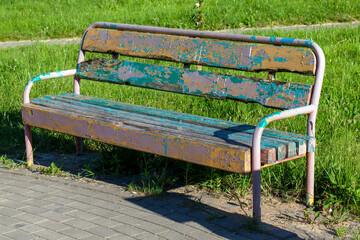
[0,152,342,240]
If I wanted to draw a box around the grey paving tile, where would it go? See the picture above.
[28,185,59,194]
[63,218,97,230]
[0,206,23,217]
[86,225,119,238]
[3,229,34,239]
[118,207,150,218]
[18,205,50,215]
[3,186,32,195]
[37,219,70,231]
[66,202,91,211]
[87,207,122,218]
[0,215,22,226]
[80,236,105,240]
[136,222,169,234]
[111,215,147,226]
[186,220,224,233]
[2,193,27,203]
[88,217,122,228]
[189,229,230,240]
[108,234,134,240]
[19,224,47,234]
[134,232,166,240]
[40,211,74,223]
[44,196,74,206]
[0,199,24,209]
[13,212,48,224]
[0,224,16,234]
[166,223,198,234]
[33,229,69,240]
[59,227,92,239]
[65,210,98,221]
[141,214,177,226]
[213,230,251,240]
[22,198,52,208]
[158,230,193,240]
[112,224,146,236]
[43,203,74,214]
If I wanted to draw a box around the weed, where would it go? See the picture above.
[0,155,25,169]
[304,207,321,224]
[77,164,96,179]
[39,162,68,176]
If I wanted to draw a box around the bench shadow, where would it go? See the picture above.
[124,192,304,239]
[212,125,255,147]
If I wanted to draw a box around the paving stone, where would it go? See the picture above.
[0,215,22,226]
[0,224,16,234]
[3,185,32,195]
[0,206,23,217]
[88,216,122,228]
[19,224,47,234]
[43,203,74,214]
[81,235,106,240]
[136,222,169,234]
[213,230,251,240]
[86,225,119,238]
[28,184,59,194]
[44,196,74,206]
[40,211,74,223]
[0,199,24,209]
[118,207,151,218]
[65,210,98,221]
[59,227,93,239]
[186,221,223,233]
[22,198,52,208]
[33,229,69,240]
[18,205,50,215]
[112,224,146,236]
[14,212,48,224]
[158,230,193,240]
[3,229,34,239]
[134,232,166,240]
[37,219,70,231]
[63,218,97,230]
[87,207,122,218]
[166,222,199,234]
[112,215,147,226]
[107,234,133,240]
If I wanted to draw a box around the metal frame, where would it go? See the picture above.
[24,22,325,221]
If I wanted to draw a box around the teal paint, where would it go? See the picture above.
[76,58,312,109]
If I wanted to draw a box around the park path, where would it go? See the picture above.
[0,21,359,49]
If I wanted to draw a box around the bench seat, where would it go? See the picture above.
[22,93,310,174]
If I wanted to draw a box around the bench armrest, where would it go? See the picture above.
[23,69,76,104]
[252,104,316,168]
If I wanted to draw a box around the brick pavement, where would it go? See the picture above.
[0,161,340,240]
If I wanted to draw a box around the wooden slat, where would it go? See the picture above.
[75,58,313,110]
[82,28,316,75]
[32,96,285,163]
[22,104,251,174]
[30,94,310,163]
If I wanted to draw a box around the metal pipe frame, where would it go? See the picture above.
[75,22,326,221]
[23,69,76,166]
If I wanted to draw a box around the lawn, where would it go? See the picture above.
[1,24,359,218]
[1,0,359,41]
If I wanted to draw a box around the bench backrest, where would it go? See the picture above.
[75,23,322,110]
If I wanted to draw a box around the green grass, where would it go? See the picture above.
[1,0,359,41]
[1,26,359,218]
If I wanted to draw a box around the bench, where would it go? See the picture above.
[22,22,325,221]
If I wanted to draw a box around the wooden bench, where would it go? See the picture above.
[22,22,325,221]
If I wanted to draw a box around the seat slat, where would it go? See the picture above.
[31,94,309,163]
[76,58,313,110]
[82,28,316,75]
[22,104,252,174]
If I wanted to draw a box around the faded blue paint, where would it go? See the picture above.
[273,56,288,63]
[280,38,295,45]
[250,35,256,40]
[269,37,277,43]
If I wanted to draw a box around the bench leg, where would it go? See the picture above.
[75,137,83,155]
[252,169,261,222]
[306,152,315,207]
[24,125,33,167]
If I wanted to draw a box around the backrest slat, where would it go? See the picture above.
[76,58,313,109]
[82,28,316,75]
